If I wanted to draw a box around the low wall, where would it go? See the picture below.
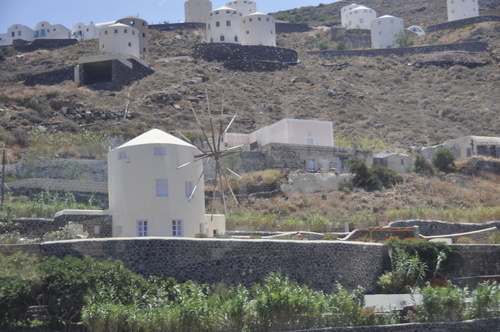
[387,220,500,236]
[276,23,312,33]
[24,67,74,86]
[11,39,78,52]
[192,43,298,63]
[149,23,206,31]
[309,42,488,59]
[281,173,352,194]
[425,227,498,244]
[427,15,500,33]
[8,178,108,194]
[38,238,389,293]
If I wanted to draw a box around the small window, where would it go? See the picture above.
[185,181,194,198]
[154,147,167,156]
[172,220,183,237]
[234,35,238,42]
[114,29,118,33]
[246,30,249,34]
[267,18,270,21]
[102,44,105,48]
[137,221,148,237]
[208,24,211,29]
[124,29,128,33]
[105,30,108,35]
[401,159,405,165]
[258,17,261,21]
[130,20,135,25]
[143,47,146,52]
[226,20,231,26]
[18,31,21,36]
[132,30,135,35]
[142,22,145,26]
[466,147,472,157]
[156,179,168,197]
[142,32,145,37]
[249,18,252,22]
[128,42,131,47]
[360,18,364,23]
[216,21,220,27]
[118,151,128,160]
[220,35,225,41]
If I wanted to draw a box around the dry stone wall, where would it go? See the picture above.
[427,15,500,33]
[387,220,500,236]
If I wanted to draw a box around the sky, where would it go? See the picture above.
[0,0,341,33]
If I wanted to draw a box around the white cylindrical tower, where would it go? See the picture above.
[107,129,205,238]
[346,5,377,30]
[185,0,213,23]
[371,15,404,49]
[100,23,140,58]
[207,6,243,44]
[240,12,276,46]
[226,0,256,15]
[447,0,479,22]
[340,3,359,28]
[116,17,149,54]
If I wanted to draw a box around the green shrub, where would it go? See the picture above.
[42,223,88,242]
[0,276,33,326]
[432,148,457,174]
[194,232,208,238]
[322,233,339,240]
[371,165,403,188]
[490,232,500,244]
[348,158,382,191]
[466,281,500,319]
[413,283,467,322]
[414,154,435,176]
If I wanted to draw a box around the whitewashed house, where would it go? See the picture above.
[184,0,213,23]
[341,3,359,28]
[207,6,243,43]
[241,12,276,46]
[346,5,377,30]
[116,17,149,54]
[421,136,500,160]
[107,129,225,238]
[99,23,140,58]
[226,0,257,15]
[34,21,71,39]
[371,15,404,49]
[6,24,35,44]
[447,0,479,22]
[374,153,414,174]
[72,22,100,41]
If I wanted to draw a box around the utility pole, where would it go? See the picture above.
[1,149,5,209]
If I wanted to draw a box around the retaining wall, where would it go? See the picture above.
[24,67,74,86]
[308,42,488,59]
[10,39,78,52]
[192,43,298,63]
[427,15,500,33]
[149,23,206,31]
[387,220,500,236]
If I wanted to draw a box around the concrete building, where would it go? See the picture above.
[241,12,276,46]
[116,17,149,54]
[207,6,243,43]
[421,136,500,160]
[346,5,377,30]
[34,21,71,39]
[341,3,359,28]
[99,23,140,58]
[226,0,257,15]
[185,0,213,23]
[72,22,100,41]
[371,15,404,49]
[447,0,479,22]
[5,24,35,44]
[373,153,414,174]
[107,129,225,238]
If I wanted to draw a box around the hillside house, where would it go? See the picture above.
[226,0,257,15]
[370,15,404,49]
[346,5,377,30]
[373,153,414,174]
[447,0,479,22]
[99,23,140,58]
[421,136,500,160]
[184,0,213,23]
[116,17,149,54]
[34,21,71,39]
[241,12,276,46]
[107,129,225,238]
[207,6,243,43]
[72,22,100,41]
[341,3,359,28]
[4,24,35,45]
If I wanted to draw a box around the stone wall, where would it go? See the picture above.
[425,227,498,244]
[387,220,500,236]
[281,173,352,195]
[15,158,108,182]
[309,42,488,59]
[427,15,500,33]
[149,23,206,31]
[331,28,371,49]
[9,39,78,52]
[192,43,298,63]
[24,67,74,86]
[38,238,389,293]
[275,23,312,33]
[343,227,419,243]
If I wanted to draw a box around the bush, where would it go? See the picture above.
[456,236,475,244]
[322,233,338,240]
[348,159,382,191]
[0,277,33,326]
[42,223,88,242]
[412,283,467,322]
[432,148,457,174]
[414,154,434,176]
[466,281,500,319]
[490,232,500,244]
[371,165,403,188]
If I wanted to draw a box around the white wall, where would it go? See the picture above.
[185,0,213,23]
[447,0,479,22]
[346,5,377,30]
[341,3,359,28]
[107,129,207,238]
[240,12,276,46]
[72,22,100,41]
[207,6,243,43]
[116,17,149,54]
[100,23,140,58]
[0,33,7,45]
[371,15,404,49]
[6,24,35,44]
[34,21,71,39]
[226,0,257,15]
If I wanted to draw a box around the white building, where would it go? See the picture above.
[241,12,276,46]
[99,23,140,58]
[107,129,225,238]
[371,15,404,49]
[225,119,334,147]
[0,33,7,45]
[226,0,257,15]
[447,0,479,22]
[374,153,414,174]
[346,5,377,30]
[34,21,71,39]
[207,6,243,43]
[185,0,213,23]
[72,22,100,41]
[116,17,149,54]
[5,24,35,44]
[341,3,359,28]
[421,136,500,160]
[407,25,425,36]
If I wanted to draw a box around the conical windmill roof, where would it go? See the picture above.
[117,129,195,149]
